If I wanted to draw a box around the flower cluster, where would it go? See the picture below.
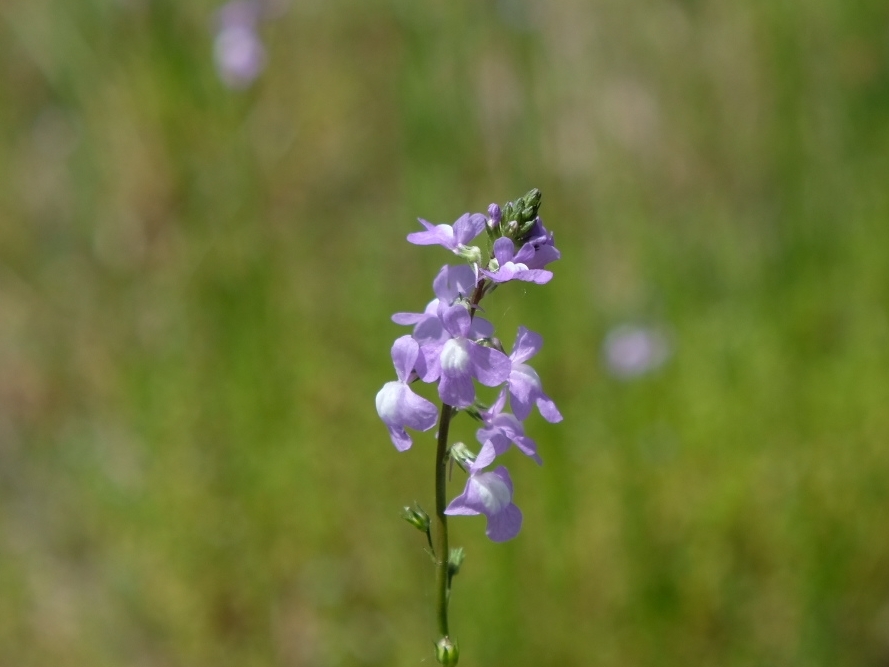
[376,190,562,542]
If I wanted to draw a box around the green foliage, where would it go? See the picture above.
[1,0,889,665]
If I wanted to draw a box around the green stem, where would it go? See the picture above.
[434,402,454,637]
[433,277,488,648]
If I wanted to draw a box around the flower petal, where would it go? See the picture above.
[407,219,456,248]
[510,327,542,364]
[492,237,516,264]
[390,335,419,382]
[452,213,486,246]
[486,503,522,542]
[468,344,511,388]
[433,264,477,303]
[439,303,471,339]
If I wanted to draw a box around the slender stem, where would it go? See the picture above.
[469,279,486,318]
[434,402,454,637]
[433,277,487,645]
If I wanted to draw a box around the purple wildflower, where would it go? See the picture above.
[445,466,523,542]
[214,1,266,89]
[392,265,492,383]
[480,237,553,284]
[471,392,542,472]
[437,303,511,408]
[519,217,560,270]
[505,326,562,423]
[375,336,439,451]
[407,213,487,257]
[603,324,670,378]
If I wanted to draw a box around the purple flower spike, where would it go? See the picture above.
[445,466,523,542]
[481,237,553,285]
[506,326,563,423]
[407,213,487,253]
[375,336,439,451]
[472,393,542,471]
[437,304,511,408]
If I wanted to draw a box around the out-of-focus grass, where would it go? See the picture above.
[1,0,889,665]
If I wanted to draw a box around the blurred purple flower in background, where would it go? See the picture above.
[213,0,267,89]
[603,324,670,379]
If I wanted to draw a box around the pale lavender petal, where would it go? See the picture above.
[433,264,477,303]
[479,264,518,283]
[392,312,425,325]
[469,345,511,387]
[414,337,444,382]
[445,467,513,515]
[475,426,511,457]
[470,440,498,472]
[446,466,522,541]
[512,434,543,464]
[508,364,539,421]
[486,504,522,542]
[399,388,439,431]
[440,303,471,338]
[513,268,553,284]
[468,316,494,339]
[491,465,514,495]
[492,237,516,264]
[452,213,486,245]
[483,262,552,284]
[390,335,419,382]
[513,242,536,265]
[536,393,563,423]
[511,327,542,364]
[386,425,413,452]
[523,244,560,270]
[412,313,446,343]
[407,219,456,248]
[375,381,437,451]
[438,366,475,407]
[476,413,542,465]
[439,338,476,407]
[443,496,477,516]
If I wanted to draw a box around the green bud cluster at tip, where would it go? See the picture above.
[490,188,543,244]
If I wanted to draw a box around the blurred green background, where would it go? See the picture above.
[2,0,889,665]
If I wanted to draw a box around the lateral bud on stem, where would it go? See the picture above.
[435,636,460,666]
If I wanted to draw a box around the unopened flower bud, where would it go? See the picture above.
[517,217,538,239]
[463,402,487,422]
[487,203,501,227]
[401,503,430,532]
[523,187,542,210]
[435,636,459,666]
[449,441,476,471]
[448,547,466,577]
